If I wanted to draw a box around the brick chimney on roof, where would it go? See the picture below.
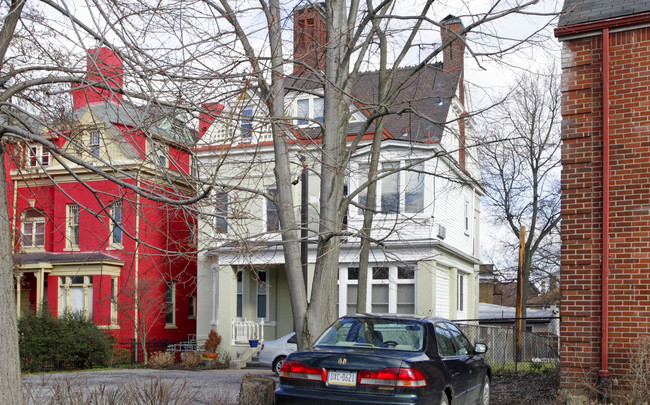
[72,47,124,110]
[293,2,327,75]
[440,15,465,76]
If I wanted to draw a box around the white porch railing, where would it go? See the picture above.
[232,319,265,345]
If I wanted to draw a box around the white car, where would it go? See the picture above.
[258,332,297,374]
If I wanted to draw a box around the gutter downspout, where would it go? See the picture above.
[599,27,611,390]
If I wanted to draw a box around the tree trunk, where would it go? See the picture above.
[0,147,25,405]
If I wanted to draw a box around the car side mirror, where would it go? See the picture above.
[474,342,488,354]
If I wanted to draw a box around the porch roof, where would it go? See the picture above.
[13,251,124,266]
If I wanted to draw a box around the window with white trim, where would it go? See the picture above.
[89,130,101,158]
[26,145,50,168]
[296,97,324,125]
[339,264,415,316]
[256,270,268,320]
[236,270,243,318]
[356,162,425,215]
[464,199,470,234]
[214,193,228,234]
[59,276,93,317]
[110,201,123,245]
[165,281,175,326]
[67,204,79,249]
[241,108,253,138]
[21,209,45,248]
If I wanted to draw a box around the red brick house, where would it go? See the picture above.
[8,47,197,348]
[556,0,650,394]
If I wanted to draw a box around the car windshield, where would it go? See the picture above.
[313,317,425,351]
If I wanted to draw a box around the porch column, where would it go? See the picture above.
[35,268,45,313]
[14,273,23,318]
[449,267,458,320]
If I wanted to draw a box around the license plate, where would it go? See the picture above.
[327,370,357,386]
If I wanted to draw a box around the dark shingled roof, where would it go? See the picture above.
[558,0,650,27]
[352,63,459,143]
[13,251,124,265]
[286,63,460,143]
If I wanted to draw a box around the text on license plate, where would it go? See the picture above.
[327,370,357,386]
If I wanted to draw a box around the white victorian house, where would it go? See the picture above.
[194,7,483,364]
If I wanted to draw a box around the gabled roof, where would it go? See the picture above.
[558,0,650,28]
[73,101,195,146]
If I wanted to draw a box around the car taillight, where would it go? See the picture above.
[279,360,326,381]
[261,344,265,350]
[358,366,427,388]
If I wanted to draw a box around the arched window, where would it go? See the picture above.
[21,209,45,248]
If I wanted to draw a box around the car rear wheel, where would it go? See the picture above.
[479,376,490,405]
[440,392,449,405]
[272,356,286,374]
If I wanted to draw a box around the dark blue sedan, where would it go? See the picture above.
[275,314,490,405]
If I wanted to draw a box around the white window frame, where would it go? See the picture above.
[338,264,416,316]
[236,270,244,319]
[256,270,269,321]
[59,275,93,318]
[66,204,80,250]
[214,193,228,234]
[464,199,471,235]
[110,201,123,246]
[295,96,324,126]
[165,281,176,327]
[26,145,50,168]
[356,161,426,216]
[89,130,101,158]
[21,210,45,249]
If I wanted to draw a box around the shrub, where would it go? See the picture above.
[19,311,114,372]
[204,329,222,353]
[181,351,204,368]
[149,351,175,368]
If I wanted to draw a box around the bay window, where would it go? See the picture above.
[356,162,425,215]
[59,276,93,317]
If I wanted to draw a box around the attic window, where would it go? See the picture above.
[89,130,101,158]
[241,109,253,138]
[296,97,323,125]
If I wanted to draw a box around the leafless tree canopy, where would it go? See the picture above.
[0,0,559,402]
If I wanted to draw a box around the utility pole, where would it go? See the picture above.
[515,225,526,367]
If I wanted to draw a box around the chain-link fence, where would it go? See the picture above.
[455,317,560,372]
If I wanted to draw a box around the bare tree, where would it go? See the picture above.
[478,67,562,316]
[201,0,559,349]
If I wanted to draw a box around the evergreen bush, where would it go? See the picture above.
[19,311,115,371]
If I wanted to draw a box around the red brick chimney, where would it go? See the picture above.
[293,2,327,75]
[198,102,224,139]
[440,15,465,76]
[72,47,124,110]
[440,15,467,168]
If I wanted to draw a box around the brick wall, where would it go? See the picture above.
[560,27,650,388]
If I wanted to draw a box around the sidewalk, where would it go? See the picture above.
[22,368,277,405]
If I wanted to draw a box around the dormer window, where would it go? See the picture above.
[296,97,324,125]
[89,130,101,158]
[26,145,50,168]
[241,109,254,138]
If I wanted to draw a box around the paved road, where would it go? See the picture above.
[22,368,278,404]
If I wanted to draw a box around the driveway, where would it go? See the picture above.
[22,368,278,405]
